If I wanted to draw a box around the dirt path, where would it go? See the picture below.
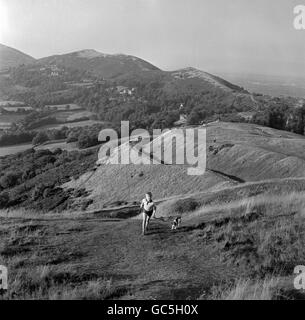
[0,216,238,299]
[74,218,236,299]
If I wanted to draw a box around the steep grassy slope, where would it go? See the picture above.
[0,44,35,69]
[2,122,305,299]
[170,67,246,92]
[65,122,305,211]
[206,122,305,181]
[67,163,234,210]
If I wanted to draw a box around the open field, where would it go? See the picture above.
[45,104,82,111]
[0,123,11,130]
[36,140,80,152]
[0,114,27,129]
[66,81,94,88]
[0,101,25,106]
[63,111,92,122]
[0,141,80,157]
[52,110,94,122]
[38,120,103,131]
[0,143,33,157]
[1,106,33,112]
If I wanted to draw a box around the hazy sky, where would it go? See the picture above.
[0,0,304,77]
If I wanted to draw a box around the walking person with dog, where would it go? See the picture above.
[140,192,156,235]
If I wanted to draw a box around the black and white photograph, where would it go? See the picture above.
[1,0,305,305]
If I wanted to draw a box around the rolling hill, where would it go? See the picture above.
[38,49,160,78]
[0,44,274,122]
[170,67,246,92]
[64,121,305,211]
[0,43,36,70]
[112,65,248,96]
[0,44,264,134]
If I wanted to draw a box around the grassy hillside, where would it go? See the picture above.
[66,163,234,210]
[3,45,303,141]
[65,122,305,211]
[0,44,35,70]
[1,188,304,299]
[38,49,159,79]
[206,122,305,181]
[1,122,305,299]
[3,121,305,214]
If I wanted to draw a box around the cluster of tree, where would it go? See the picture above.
[32,89,83,108]
[66,123,109,149]
[248,97,305,135]
[0,147,98,211]
[31,127,68,145]
[31,123,111,148]
[74,75,256,131]
[10,67,65,92]
[10,66,46,87]
[1,117,107,148]
[5,64,91,110]
[0,120,68,147]
[268,103,305,134]
[10,88,82,110]
[9,64,92,89]
[6,63,305,144]
[18,111,58,130]
[0,130,36,146]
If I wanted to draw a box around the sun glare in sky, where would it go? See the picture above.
[0,0,304,78]
[0,0,8,42]
[0,1,9,43]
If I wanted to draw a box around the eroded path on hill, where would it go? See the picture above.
[63,218,237,299]
[0,216,238,299]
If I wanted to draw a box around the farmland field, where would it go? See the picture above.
[45,103,82,111]
[36,140,80,152]
[0,141,82,157]
[0,143,33,157]
[0,100,25,106]
[1,106,33,112]
[0,114,28,129]
[52,110,94,122]
[0,140,84,157]
[0,123,11,130]
[38,120,104,130]
[66,81,94,88]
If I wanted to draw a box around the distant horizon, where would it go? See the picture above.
[1,0,304,80]
[2,41,305,83]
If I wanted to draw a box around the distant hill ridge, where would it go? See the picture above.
[37,48,160,79]
[0,43,244,93]
[0,43,36,69]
